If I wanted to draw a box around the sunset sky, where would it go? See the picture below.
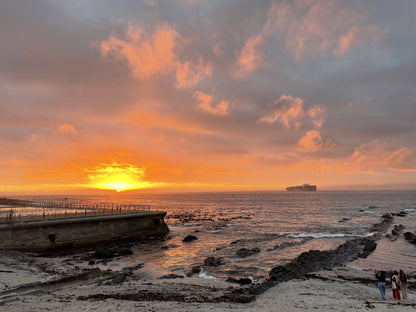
[1,0,416,194]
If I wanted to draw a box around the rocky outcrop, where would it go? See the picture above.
[369,213,393,233]
[236,247,260,258]
[204,257,225,267]
[250,236,378,295]
[404,232,416,244]
[183,235,198,243]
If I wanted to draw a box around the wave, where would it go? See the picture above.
[198,268,219,280]
[364,205,378,209]
[287,233,373,239]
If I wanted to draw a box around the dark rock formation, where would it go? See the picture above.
[183,235,198,243]
[250,236,378,295]
[111,273,126,284]
[225,277,253,285]
[204,257,225,267]
[267,239,311,251]
[369,213,393,233]
[392,211,407,217]
[236,247,260,258]
[93,248,115,259]
[159,273,184,279]
[185,265,201,277]
[391,224,405,236]
[404,232,416,244]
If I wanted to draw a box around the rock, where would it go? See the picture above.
[236,247,260,258]
[111,273,126,284]
[185,265,201,277]
[204,257,225,267]
[88,260,96,265]
[392,211,407,217]
[404,232,416,244]
[183,235,198,243]
[391,225,405,236]
[362,240,377,252]
[382,213,393,220]
[160,273,184,279]
[225,277,252,285]
[93,248,115,259]
[118,248,133,256]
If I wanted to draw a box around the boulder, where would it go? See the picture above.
[118,248,133,256]
[183,235,198,243]
[236,247,260,258]
[93,248,115,259]
[225,277,252,285]
[404,232,416,244]
[204,257,225,267]
[111,273,126,285]
[185,265,201,277]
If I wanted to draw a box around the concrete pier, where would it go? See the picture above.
[0,211,169,251]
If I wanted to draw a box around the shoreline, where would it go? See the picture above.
[1,211,416,311]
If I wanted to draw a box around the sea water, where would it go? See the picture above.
[16,190,416,281]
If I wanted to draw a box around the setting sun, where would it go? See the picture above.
[86,162,154,191]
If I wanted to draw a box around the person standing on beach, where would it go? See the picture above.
[391,271,401,300]
[375,271,386,300]
[399,270,408,299]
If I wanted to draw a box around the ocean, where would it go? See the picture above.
[14,190,416,282]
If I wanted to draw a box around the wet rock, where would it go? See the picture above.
[88,260,96,265]
[267,239,311,251]
[160,273,184,279]
[392,211,407,217]
[204,257,225,267]
[118,248,133,256]
[338,217,351,223]
[93,248,115,259]
[236,247,260,258]
[111,273,126,284]
[382,213,393,220]
[185,265,201,277]
[251,236,379,296]
[404,232,416,244]
[225,277,252,285]
[391,224,405,236]
[183,235,198,243]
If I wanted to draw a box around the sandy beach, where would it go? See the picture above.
[1,244,415,312]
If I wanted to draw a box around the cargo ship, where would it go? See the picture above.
[286,184,317,192]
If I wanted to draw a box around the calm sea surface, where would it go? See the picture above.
[16,191,416,281]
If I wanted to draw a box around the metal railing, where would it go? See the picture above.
[0,201,151,224]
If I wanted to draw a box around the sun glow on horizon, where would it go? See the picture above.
[86,162,153,191]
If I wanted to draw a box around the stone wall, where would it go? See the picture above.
[0,212,169,251]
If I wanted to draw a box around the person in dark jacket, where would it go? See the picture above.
[399,270,408,299]
[375,271,386,300]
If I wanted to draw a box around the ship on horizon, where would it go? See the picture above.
[286,184,317,192]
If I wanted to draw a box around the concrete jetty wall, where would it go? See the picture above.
[0,211,169,251]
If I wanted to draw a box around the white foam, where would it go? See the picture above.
[287,233,360,239]
[198,268,219,280]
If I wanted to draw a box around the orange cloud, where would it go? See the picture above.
[176,58,213,88]
[259,94,326,130]
[98,23,211,88]
[99,24,178,78]
[297,130,335,152]
[58,123,78,134]
[193,91,230,116]
[234,35,263,77]
[235,0,389,69]
[350,141,416,172]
